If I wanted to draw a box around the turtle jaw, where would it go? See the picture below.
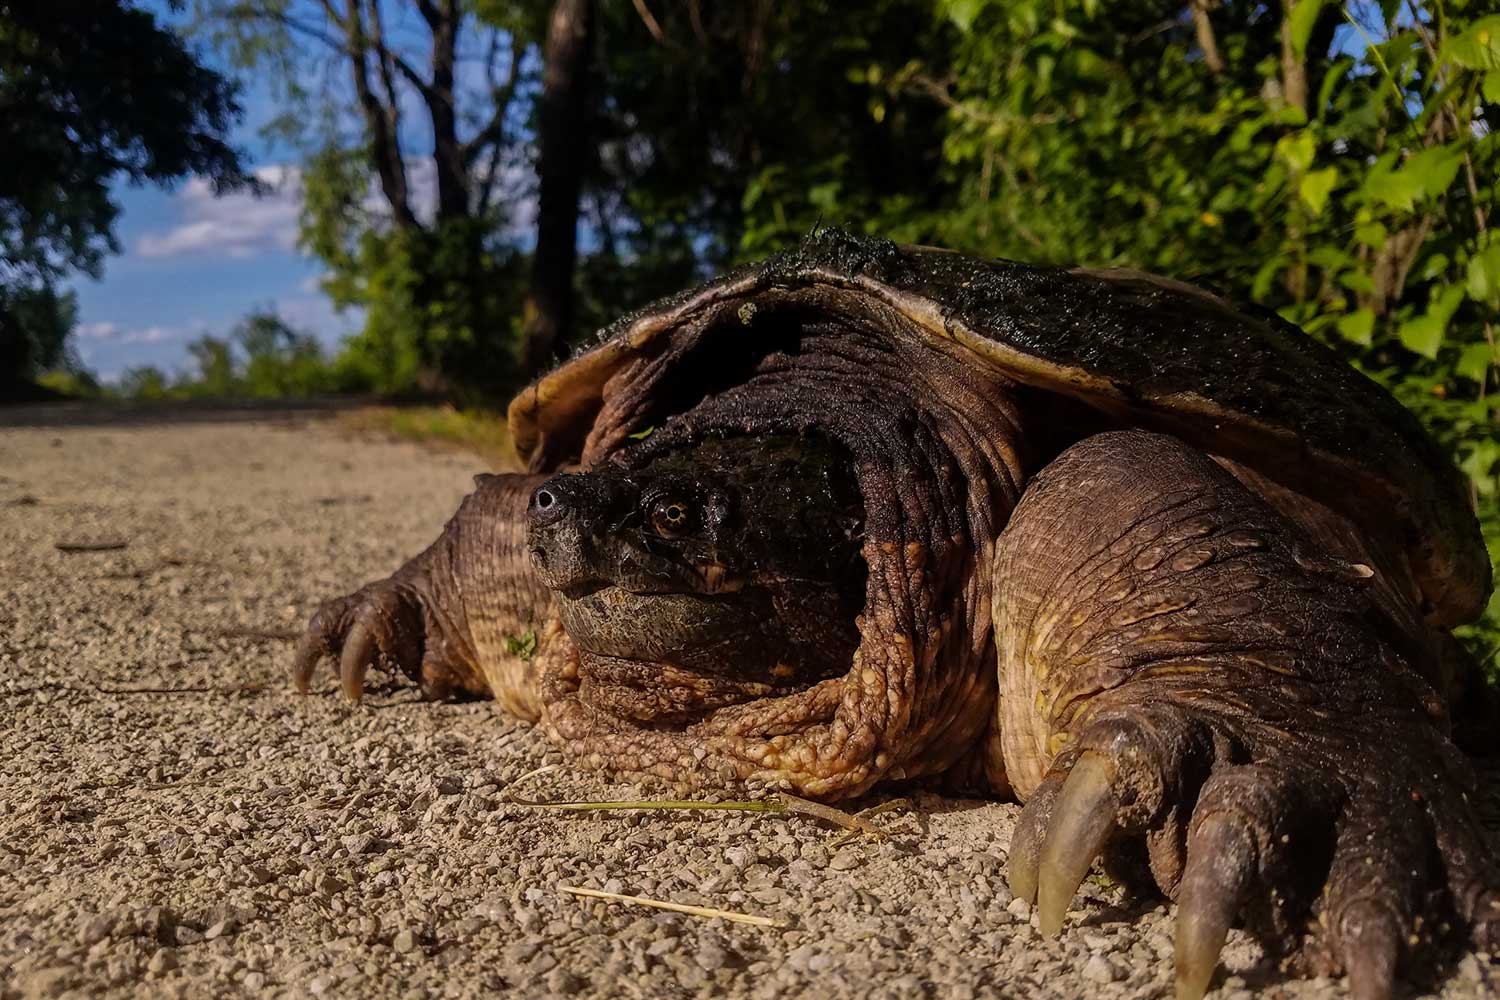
[551,584,860,725]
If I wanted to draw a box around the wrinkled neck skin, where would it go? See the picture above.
[534,297,1035,799]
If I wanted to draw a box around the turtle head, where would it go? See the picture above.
[525,434,866,723]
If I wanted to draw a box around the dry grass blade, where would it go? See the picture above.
[778,793,887,838]
[506,797,784,813]
[559,885,786,927]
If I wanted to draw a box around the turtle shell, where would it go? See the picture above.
[509,228,1489,628]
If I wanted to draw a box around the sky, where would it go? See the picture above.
[68,3,362,383]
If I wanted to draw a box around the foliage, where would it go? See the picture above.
[580,0,953,310]
[0,284,79,387]
[113,309,358,400]
[194,0,544,397]
[0,0,249,385]
[731,0,1499,659]
[300,161,529,399]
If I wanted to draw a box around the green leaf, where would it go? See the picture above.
[1485,70,1500,104]
[504,630,538,660]
[944,0,986,32]
[1467,243,1500,306]
[1276,131,1317,174]
[1308,245,1353,270]
[1364,145,1465,211]
[1398,285,1466,358]
[1457,343,1495,383]
[1298,166,1339,215]
[1442,15,1500,70]
[1339,269,1377,295]
[1336,308,1376,346]
[1354,222,1388,247]
[1288,0,1328,60]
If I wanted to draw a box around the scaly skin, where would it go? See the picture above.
[294,472,560,718]
[295,241,1499,998]
[994,430,1499,999]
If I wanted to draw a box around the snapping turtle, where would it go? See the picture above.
[296,230,1499,999]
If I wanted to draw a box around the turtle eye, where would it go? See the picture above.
[649,496,695,538]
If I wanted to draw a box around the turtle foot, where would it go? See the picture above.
[1007,696,1500,1000]
[293,573,482,702]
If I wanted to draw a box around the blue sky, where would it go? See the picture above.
[69,3,362,383]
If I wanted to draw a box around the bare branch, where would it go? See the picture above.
[687,0,708,45]
[631,0,681,52]
[1279,1,1309,114]
[1192,0,1226,75]
[412,0,441,28]
[336,0,417,229]
[463,33,526,168]
[367,0,406,131]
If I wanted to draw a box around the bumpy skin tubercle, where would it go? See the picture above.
[294,472,559,716]
[996,430,1499,1000]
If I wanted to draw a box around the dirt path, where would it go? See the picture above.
[1,407,1494,1000]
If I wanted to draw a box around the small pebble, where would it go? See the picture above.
[147,949,177,975]
[392,929,418,954]
[1082,954,1117,983]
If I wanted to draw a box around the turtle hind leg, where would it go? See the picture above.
[994,430,1500,1000]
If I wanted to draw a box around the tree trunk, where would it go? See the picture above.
[520,0,595,376]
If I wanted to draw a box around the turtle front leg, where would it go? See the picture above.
[294,472,561,718]
[994,430,1499,1000]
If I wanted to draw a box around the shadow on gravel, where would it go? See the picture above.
[0,398,368,429]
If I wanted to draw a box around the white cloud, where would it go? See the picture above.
[135,166,303,260]
[132,157,534,261]
[76,321,119,340]
[75,322,179,345]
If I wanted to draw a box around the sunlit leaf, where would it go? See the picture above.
[944,0,987,32]
[1364,145,1464,211]
[1467,243,1500,307]
[1398,285,1467,358]
[1288,0,1328,60]
[1457,343,1495,383]
[1336,308,1375,346]
[1276,131,1317,174]
[1353,222,1387,248]
[1299,166,1339,215]
[1442,15,1500,70]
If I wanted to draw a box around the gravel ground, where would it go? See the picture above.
[1,404,1496,1000]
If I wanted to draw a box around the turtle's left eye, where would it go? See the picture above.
[650,496,695,538]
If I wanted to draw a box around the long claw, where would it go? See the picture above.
[1174,813,1255,1000]
[1341,901,1399,1000]
[1008,771,1065,905]
[292,633,323,694]
[339,621,377,702]
[1037,752,1117,936]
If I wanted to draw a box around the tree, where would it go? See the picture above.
[200,0,547,396]
[0,0,249,389]
[520,0,595,372]
[828,0,1500,648]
